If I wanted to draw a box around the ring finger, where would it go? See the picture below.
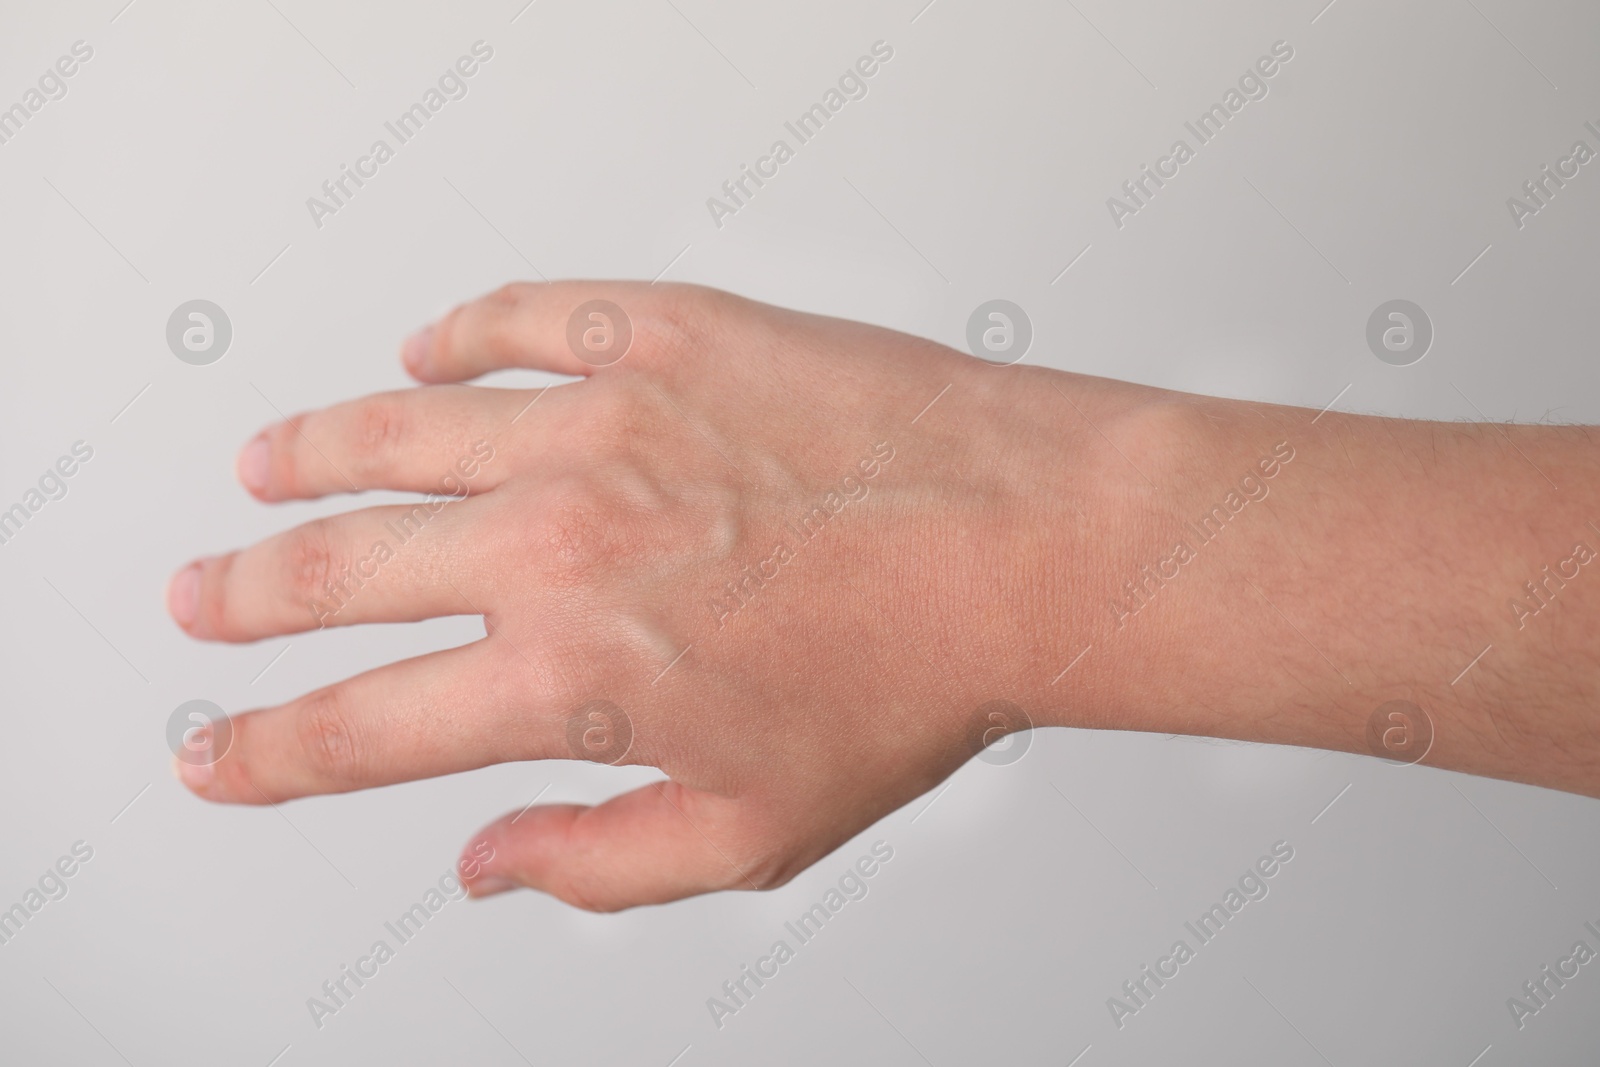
[168,497,498,641]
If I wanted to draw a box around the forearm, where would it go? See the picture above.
[1036,372,1600,795]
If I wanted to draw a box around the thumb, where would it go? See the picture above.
[460,781,767,911]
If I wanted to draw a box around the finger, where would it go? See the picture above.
[174,639,553,803]
[403,280,703,382]
[238,384,574,502]
[460,782,764,911]
[167,499,494,641]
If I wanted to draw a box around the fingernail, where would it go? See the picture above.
[467,876,515,899]
[403,325,435,373]
[237,435,270,494]
[172,753,214,792]
[167,563,201,629]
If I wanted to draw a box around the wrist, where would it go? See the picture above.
[1012,379,1294,741]
[948,366,1186,738]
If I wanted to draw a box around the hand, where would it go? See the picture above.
[167,282,1135,910]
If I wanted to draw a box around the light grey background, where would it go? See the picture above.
[1,0,1597,1063]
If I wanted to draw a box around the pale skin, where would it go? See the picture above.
[167,281,1600,911]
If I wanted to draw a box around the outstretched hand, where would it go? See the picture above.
[168,282,1130,910]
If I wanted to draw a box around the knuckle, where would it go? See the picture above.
[490,281,536,308]
[487,288,547,363]
[484,312,531,363]
[548,812,621,913]
[555,388,641,458]
[528,482,625,584]
[349,395,405,458]
[468,284,541,364]
[284,520,343,606]
[295,687,364,785]
[544,506,607,578]
[638,284,725,362]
